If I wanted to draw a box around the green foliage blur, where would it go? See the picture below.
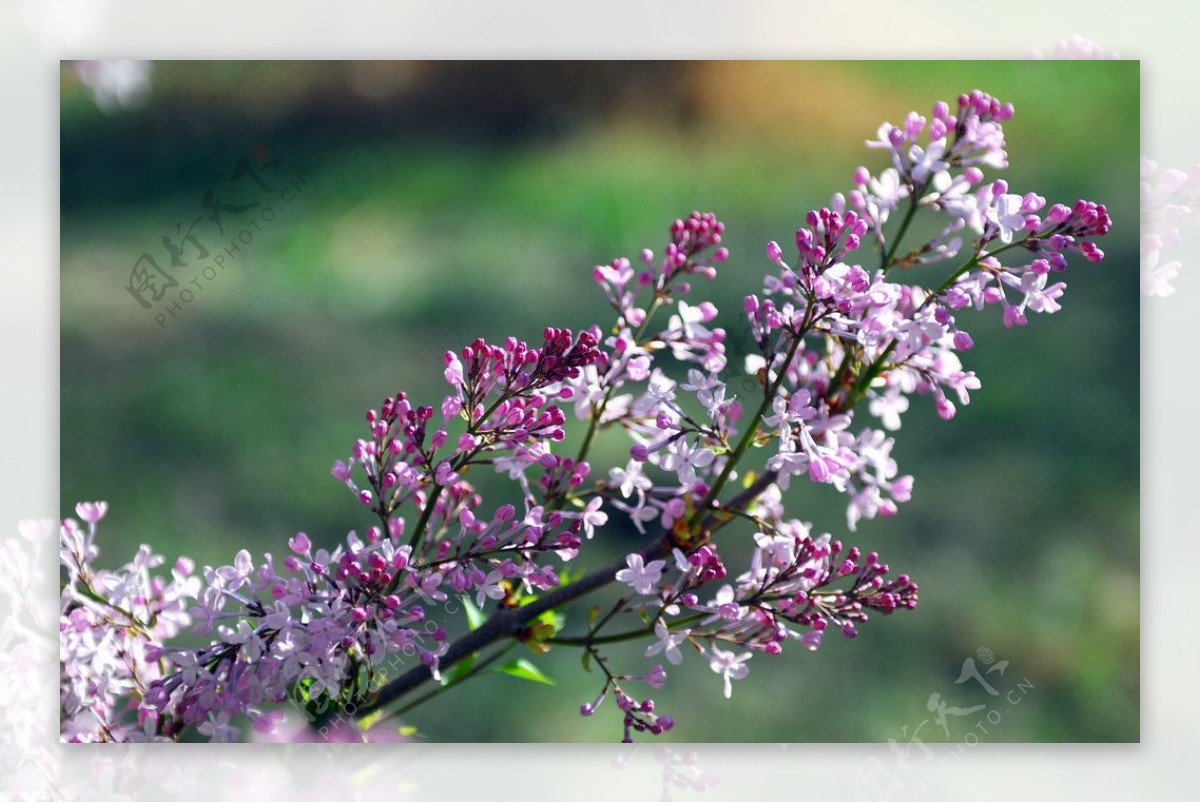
[60,61,1138,743]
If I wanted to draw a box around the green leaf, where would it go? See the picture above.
[461,596,486,631]
[442,653,477,686]
[495,659,556,686]
[537,608,566,634]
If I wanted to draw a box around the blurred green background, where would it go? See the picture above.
[60,61,1138,743]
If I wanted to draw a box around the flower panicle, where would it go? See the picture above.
[64,87,1112,743]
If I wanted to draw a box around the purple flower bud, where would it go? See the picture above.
[1045,203,1070,225]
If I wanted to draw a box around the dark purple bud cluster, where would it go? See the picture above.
[1030,199,1112,263]
[792,207,869,273]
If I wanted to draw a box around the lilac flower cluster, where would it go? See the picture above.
[61,88,1111,743]
[1141,156,1199,297]
[60,503,197,742]
[335,326,602,522]
[1029,35,1120,61]
[568,89,1108,720]
[63,327,612,741]
[2,517,59,792]
[594,523,917,717]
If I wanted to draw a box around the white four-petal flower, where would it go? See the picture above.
[615,553,665,596]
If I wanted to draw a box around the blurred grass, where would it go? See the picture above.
[60,61,1138,742]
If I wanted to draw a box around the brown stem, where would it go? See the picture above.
[356,536,673,720]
